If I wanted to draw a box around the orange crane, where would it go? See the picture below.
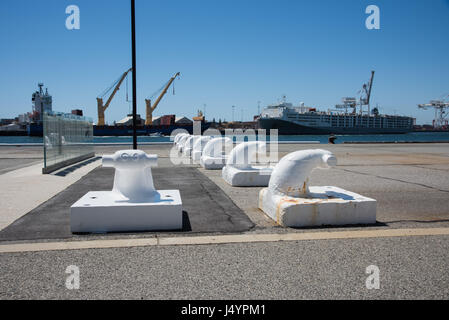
[145,72,180,125]
[96,68,132,126]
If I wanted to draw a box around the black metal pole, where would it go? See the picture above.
[131,0,137,149]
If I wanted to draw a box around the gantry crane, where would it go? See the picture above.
[418,95,449,128]
[145,72,180,125]
[335,71,375,115]
[96,68,132,126]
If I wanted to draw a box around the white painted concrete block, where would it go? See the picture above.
[259,186,376,227]
[259,149,376,227]
[71,190,182,233]
[222,165,273,187]
[200,155,228,170]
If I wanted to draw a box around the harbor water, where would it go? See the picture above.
[1,132,449,145]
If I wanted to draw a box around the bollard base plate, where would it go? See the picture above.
[70,190,182,233]
[259,186,376,227]
[200,156,228,170]
[222,166,273,187]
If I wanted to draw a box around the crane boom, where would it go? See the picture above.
[366,70,375,106]
[145,72,180,125]
[97,68,132,126]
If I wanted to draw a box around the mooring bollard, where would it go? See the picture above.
[102,150,158,201]
[200,137,233,170]
[267,149,337,197]
[177,134,190,153]
[222,141,273,187]
[192,136,212,162]
[70,150,182,233]
[183,135,198,157]
[174,133,187,145]
[259,149,376,227]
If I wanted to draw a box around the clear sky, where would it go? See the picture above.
[0,0,448,124]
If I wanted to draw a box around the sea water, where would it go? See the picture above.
[1,132,449,145]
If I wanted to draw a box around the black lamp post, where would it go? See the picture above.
[131,0,137,149]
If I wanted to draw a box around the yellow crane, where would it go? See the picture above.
[96,68,132,126]
[145,72,180,125]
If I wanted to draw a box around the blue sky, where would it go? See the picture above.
[0,0,448,124]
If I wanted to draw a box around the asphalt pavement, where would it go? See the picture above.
[0,235,448,299]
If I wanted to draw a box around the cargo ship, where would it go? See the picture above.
[257,71,415,135]
[258,102,415,135]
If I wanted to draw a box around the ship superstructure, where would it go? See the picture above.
[31,83,52,122]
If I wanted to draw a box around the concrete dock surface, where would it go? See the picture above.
[0,143,448,299]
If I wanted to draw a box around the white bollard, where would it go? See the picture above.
[200,137,233,170]
[259,149,376,227]
[102,150,158,201]
[268,149,337,197]
[70,150,182,233]
[174,133,187,145]
[177,134,190,153]
[222,141,273,187]
[183,135,199,157]
[192,136,212,163]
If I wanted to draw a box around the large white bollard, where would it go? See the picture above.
[259,149,376,227]
[192,136,212,163]
[177,134,190,153]
[70,150,182,233]
[174,133,188,145]
[183,135,200,157]
[200,137,233,170]
[222,141,273,186]
[102,151,158,201]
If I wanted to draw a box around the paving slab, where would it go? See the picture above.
[0,158,41,175]
[0,158,101,231]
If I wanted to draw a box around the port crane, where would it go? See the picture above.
[96,68,132,126]
[418,95,449,128]
[335,71,375,115]
[145,72,180,125]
